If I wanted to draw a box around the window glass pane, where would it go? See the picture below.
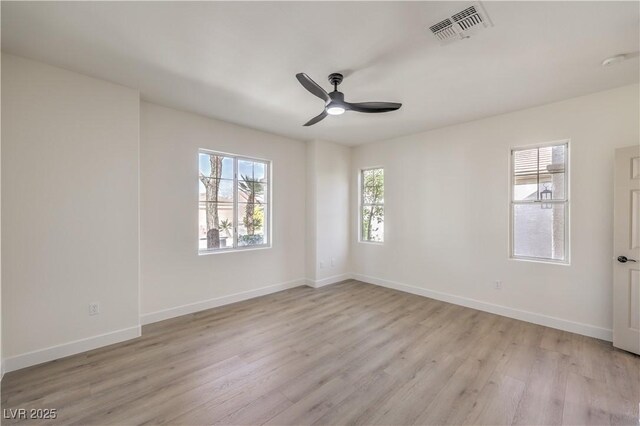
[238,160,254,181]
[199,202,234,250]
[513,148,539,201]
[238,160,268,182]
[199,178,233,202]
[361,205,384,242]
[238,180,266,204]
[199,180,205,201]
[513,145,566,201]
[238,203,266,246]
[254,162,267,182]
[363,186,384,204]
[199,153,233,180]
[539,145,565,171]
[539,145,566,200]
[539,172,565,201]
[362,169,384,203]
[513,203,565,261]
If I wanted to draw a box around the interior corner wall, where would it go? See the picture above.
[350,84,640,340]
[306,141,318,282]
[139,102,306,322]
[1,50,3,378]
[306,140,351,287]
[1,54,141,371]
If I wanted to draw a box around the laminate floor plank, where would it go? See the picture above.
[2,280,638,425]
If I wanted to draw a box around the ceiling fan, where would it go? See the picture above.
[296,72,402,126]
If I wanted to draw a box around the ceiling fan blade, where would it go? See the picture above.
[296,73,330,102]
[345,102,402,113]
[303,110,328,126]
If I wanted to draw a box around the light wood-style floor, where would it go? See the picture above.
[2,280,639,425]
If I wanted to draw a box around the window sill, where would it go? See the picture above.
[199,245,272,255]
[509,256,570,266]
[358,240,384,245]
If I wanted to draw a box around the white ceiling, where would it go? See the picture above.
[2,1,638,146]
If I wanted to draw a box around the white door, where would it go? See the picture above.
[613,145,640,354]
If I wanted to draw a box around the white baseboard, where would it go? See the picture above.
[2,273,612,374]
[3,325,141,373]
[306,273,353,288]
[353,273,613,342]
[140,278,306,325]
[4,279,306,373]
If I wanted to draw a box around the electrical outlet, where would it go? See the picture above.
[494,281,502,290]
[89,302,100,316]
[331,257,335,267]
[319,261,325,269]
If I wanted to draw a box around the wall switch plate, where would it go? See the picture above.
[494,281,502,290]
[319,261,325,269]
[89,302,100,316]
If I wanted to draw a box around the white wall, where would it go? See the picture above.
[305,140,351,287]
[1,54,141,368]
[306,141,318,282]
[351,84,639,340]
[140,102,306,323]
[1,49,3,378]
[1,52,635,374]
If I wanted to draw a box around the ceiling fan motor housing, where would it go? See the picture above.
[328,73,344,87]
[327,90,345,106]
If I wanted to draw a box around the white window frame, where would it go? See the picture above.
[198,149,271,255]
[509,140,570,265]
[359,166,384,244]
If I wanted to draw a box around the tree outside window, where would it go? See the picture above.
[199,151,269,252]
[361,168,384,242]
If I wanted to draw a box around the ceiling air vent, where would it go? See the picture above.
[429,2,493,45]
[429,19,456,42]
[452,6,484,31]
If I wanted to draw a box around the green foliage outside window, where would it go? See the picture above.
[361,168,384,242]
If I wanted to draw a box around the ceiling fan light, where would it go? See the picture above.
[326,106,345,115]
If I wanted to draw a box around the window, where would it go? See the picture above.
[199,150,270,253]
[511,142,569,263]
[360,167,384,242]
